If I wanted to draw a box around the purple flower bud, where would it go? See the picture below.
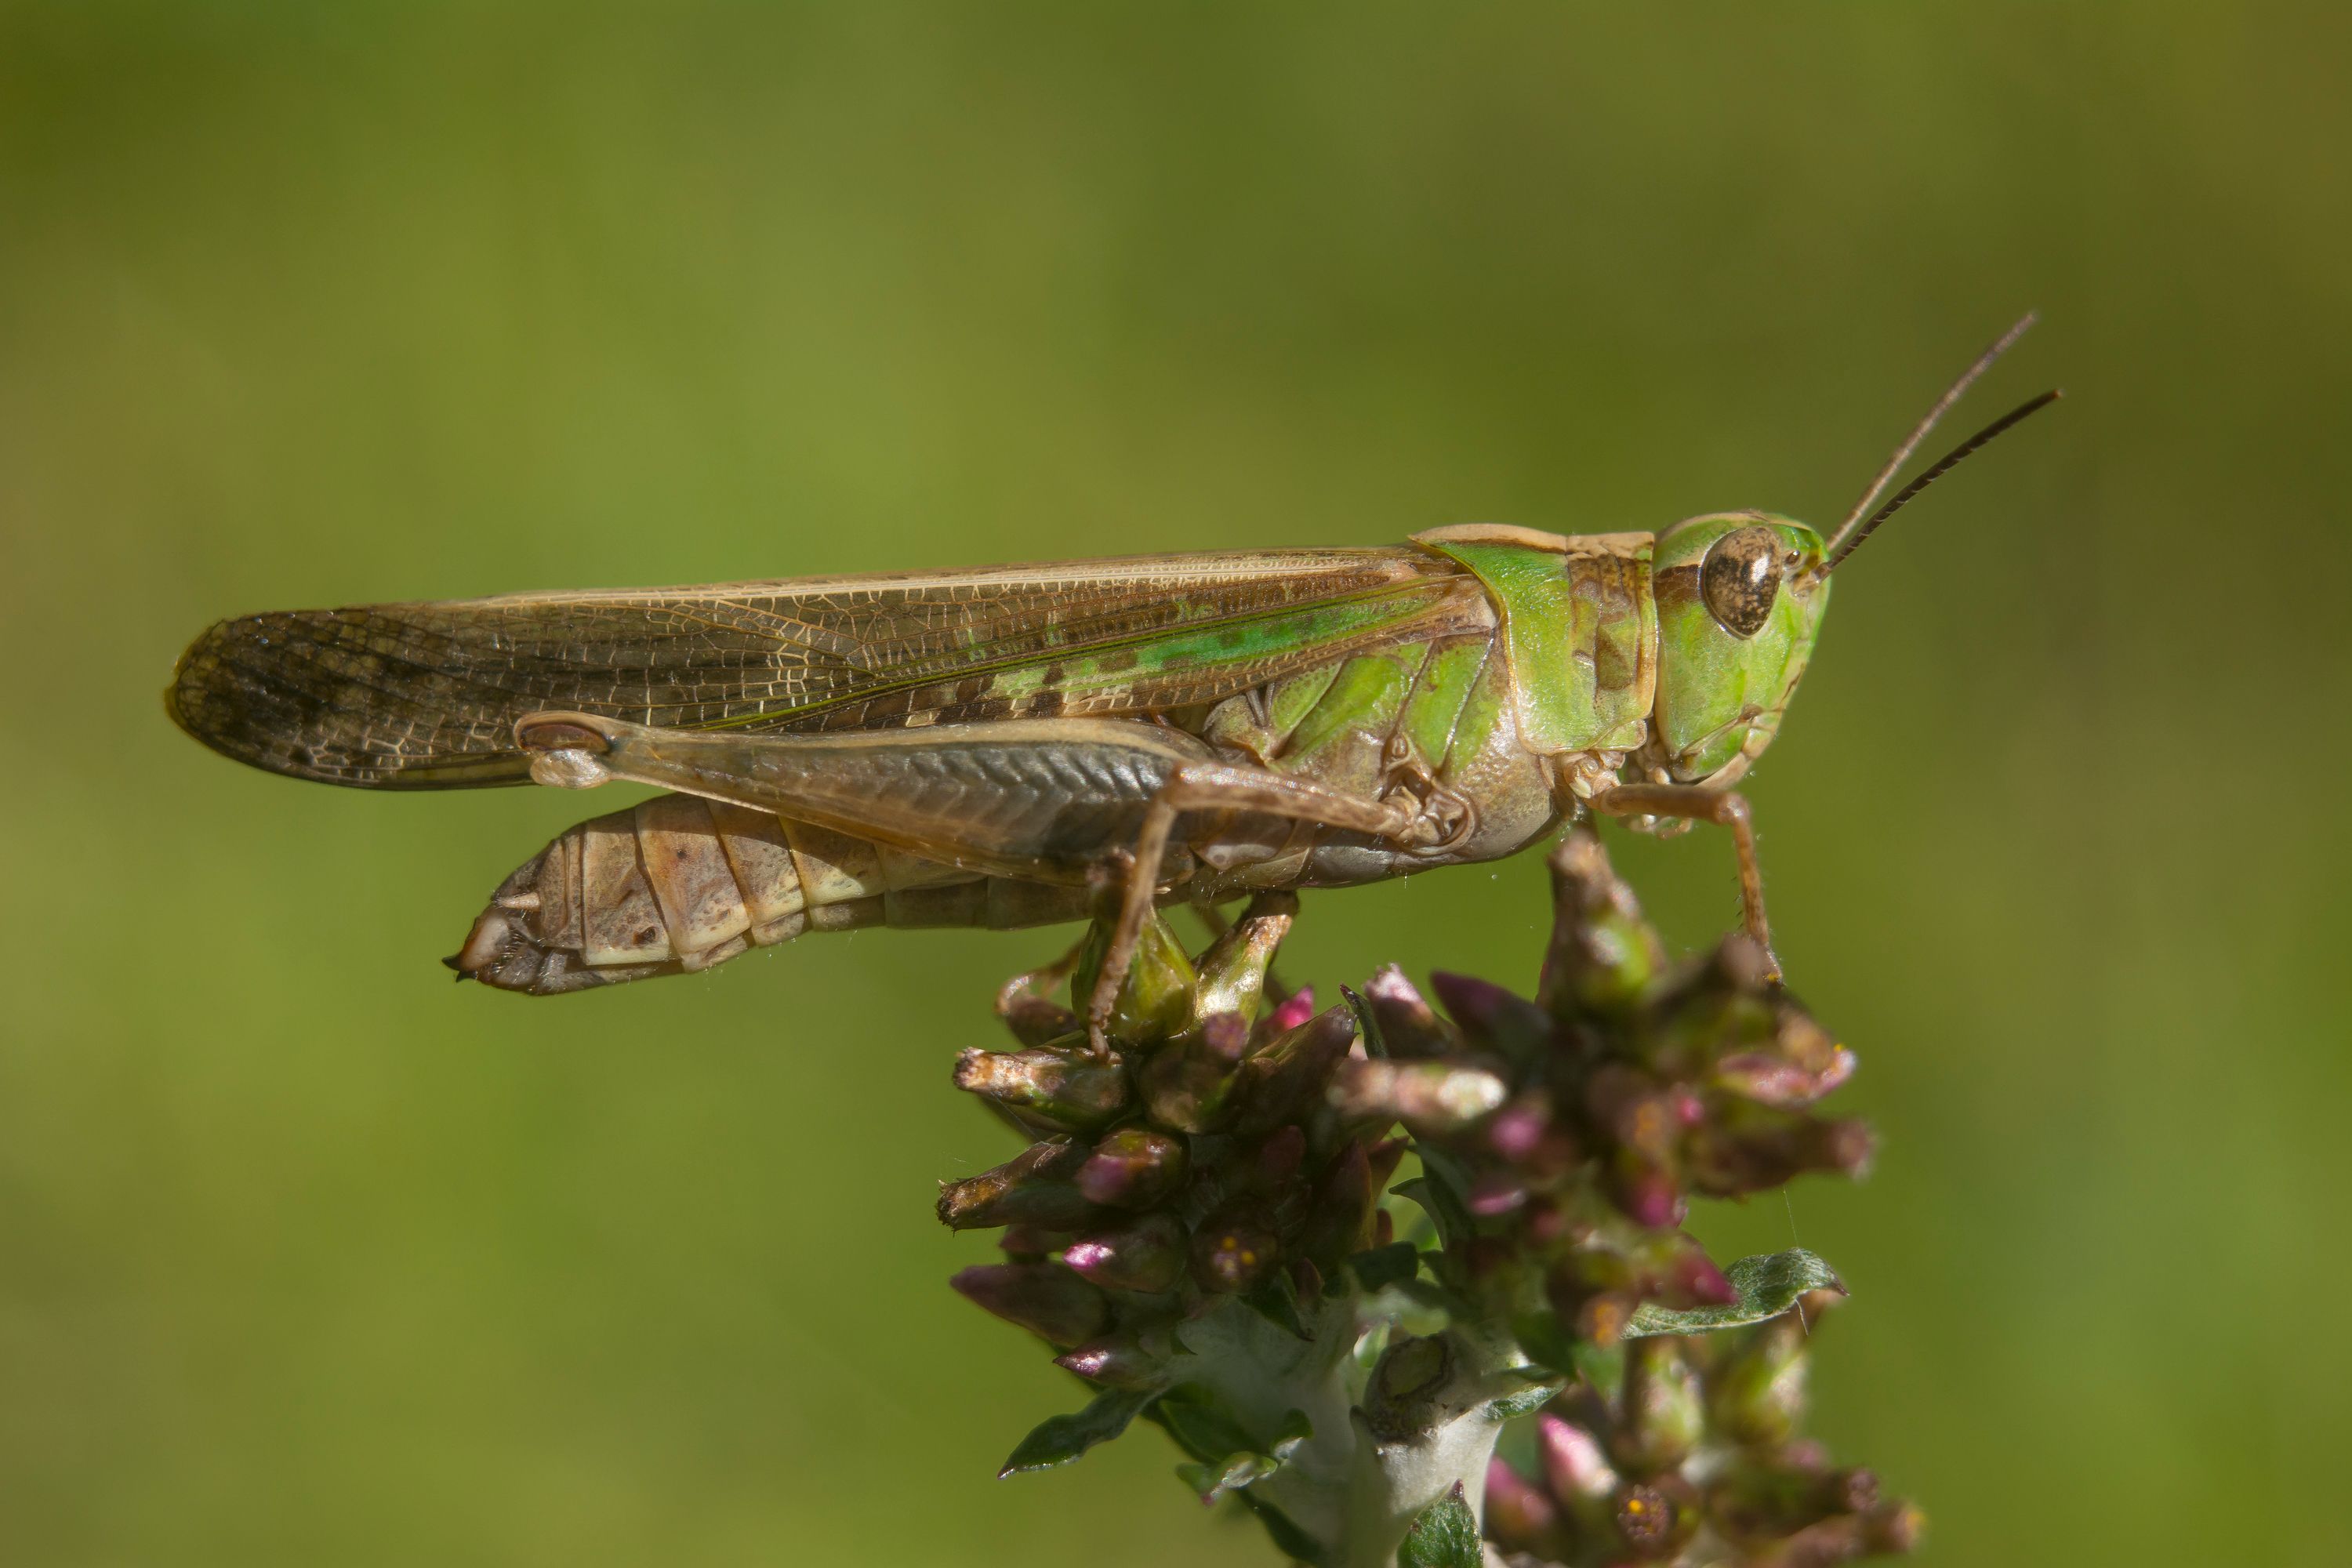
[1711,1460,1827,1544]
[1538,1412,1618,1501]
[996,1224,1069,1258]
[1522,1195,1568,1247]
[1430,971,1552,1059]
[1053,1333,1167,1390]
[1607,1150,1686,1230]
[1360,965,1458,1058]
[1253,1123,1306,1191]
[937,1142,1098,1230]
[953,1046,1133,1131]
[1074,898,1198,1045]
[1711,1315,1811,1448]
[1653,1237,1737,1309]
[996,990,1081,1050]
[1467,1171,1528,1217]
[1461,1236,1515,1280]
[1486,1089,1553,1160]
[1713,1043,1856,1109]
[1814,1118,1877,1177]
[1137,1015,1250,1133]
[1689,1109,1876,1196]
[1265,985,1317,1036]
[1708,929,1778,992]
[1189,1204,1279,1294]
[1328,1057,1511,1134]
[1298,1140,1379,1267]
[1613,1479,1688,1558]
[1613,1339,1704,1475]
[1546,1258,1642,1345]
[1075,1127,1189,1209]
[1485,1458,1568,1555]
[1711,1462,1885,1546]
[1189,891,1296,1022]
[1587,1065,1679,1162]
[1062,1211,1188,1293]
[1197,1010,1252,1063]
[1232,1006,1358,1132]
[1825,1467,1882,1516]
[949,1262,1109,1347]
[1578,1290,1638,1346]
[1556,1245,1635,1296]
[1866,1500,1928,1555]
[1539,831,1668,1016]
[1762,1497,1925,1565]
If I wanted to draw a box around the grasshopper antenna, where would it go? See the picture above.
[1820,387,2061,573]
[1819,312,2040,567]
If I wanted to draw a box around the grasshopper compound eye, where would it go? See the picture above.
[1700,524,1783,639]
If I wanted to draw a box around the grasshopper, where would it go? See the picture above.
[169,319,2054,1047]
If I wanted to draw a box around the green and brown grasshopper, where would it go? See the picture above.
[169,320,2053,1045]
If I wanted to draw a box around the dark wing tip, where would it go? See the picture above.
[165,612,299,774]
[165,608,531,789]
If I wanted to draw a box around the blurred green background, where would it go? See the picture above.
[4,3,2347,1563]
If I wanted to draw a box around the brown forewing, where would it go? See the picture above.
[169,547,1484,788]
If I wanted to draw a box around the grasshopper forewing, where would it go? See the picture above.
[171,322,2056,1044]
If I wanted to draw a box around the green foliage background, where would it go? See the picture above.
[3,4,2345,1563]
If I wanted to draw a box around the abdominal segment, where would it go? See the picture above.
[449,793,1092,995]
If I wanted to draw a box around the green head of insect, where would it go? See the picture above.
[1649,318,2063,786]
[1649,512,1831,785]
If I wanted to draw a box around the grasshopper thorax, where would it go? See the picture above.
[1643,511,1831,787]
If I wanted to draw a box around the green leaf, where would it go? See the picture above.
[1237,1490,1330,1565]
[1341,985,1389,1059]
[1508,1310,1578,1377]
[1624,1248,1844,1338]
[1174,1408,1314,1504]
[997,1385,1161,1478]
[1515,1307,1624,1390]
[1392,1274,1466,1322]
[1397,1481,1482,1568]
[1483,1369,1566,1421]
[1571,1338,1624,1399]
[1417,1144,1479,1210]
[1175,1453,1277,1505]
[1243,1269,1310,1338]
[1150,1388,1261,1466]
[1347,1241,1424,1293]
[1391,1174,1472,1251]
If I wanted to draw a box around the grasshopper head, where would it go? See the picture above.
[1647,512,1831,786]
[1644,315,2063,786]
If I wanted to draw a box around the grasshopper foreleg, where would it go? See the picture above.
[1590,782,1780,976]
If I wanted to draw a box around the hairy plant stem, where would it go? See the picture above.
[1166,1298,1523,1565]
